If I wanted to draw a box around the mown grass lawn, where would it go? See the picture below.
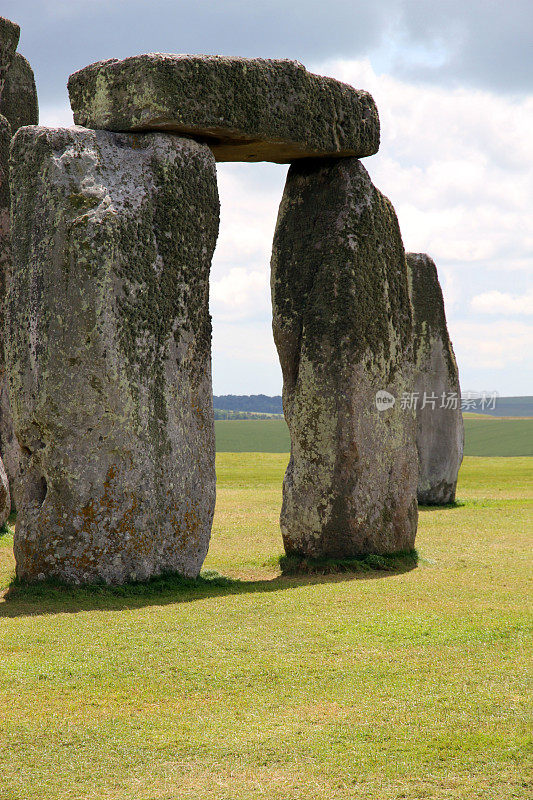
[0,455,531,799]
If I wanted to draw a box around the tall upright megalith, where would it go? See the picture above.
[272,158,418,558]
[407,252,463,504]
[0,15,19,508]
[0,17,19,97]
[0,24,39,508]
[0,115,10,295]
[0,112,16,505]
[0,52,39,132]
[0,454,9,527]
[8,125,219,583]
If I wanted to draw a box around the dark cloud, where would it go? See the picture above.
[395,0,533,94]
[2,0,531,108]
[4,0,392,106]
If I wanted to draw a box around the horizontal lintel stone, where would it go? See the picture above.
[68,54,380,163]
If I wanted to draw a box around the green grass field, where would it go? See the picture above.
[462,417,533,456]
[0,455,531,799]
[215,416,533,456]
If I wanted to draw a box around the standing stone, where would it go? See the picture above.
[8,125,219,584]
[407,253,464,504]
[0,51,39,507]
[0,111,19,509]
[271,158,418,559]
[0,53,39,132]
[68,54,379,163]
[0,454,9,527]
[0,52,38,508]
[0,116,10,299]
[0,17,19,97]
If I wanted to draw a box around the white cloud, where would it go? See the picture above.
[212,320,278,366]
[438,267,460,316]
[471,290,533,315]
[315,58,533,274]
[38,104,73,127]
[210,63,533,392]
[212,163,286,276]
[211,319,281,394]
[211,267,270,321]
[450,320,533,370]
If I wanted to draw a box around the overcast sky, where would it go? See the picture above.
[6,0,533,395]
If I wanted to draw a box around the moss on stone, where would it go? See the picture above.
[406,252,463,505]
[8,125,219,585]
[0,52,38,133]
[0,113,18,508]
[406,252,458,384]
[68,193,99,211]
[0,113,10,212]
[0,16,19,96]
[68,54,380,163]
[272,157,418,558]
[272,158,412,371]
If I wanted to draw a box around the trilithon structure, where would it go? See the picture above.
[2,22,462,583]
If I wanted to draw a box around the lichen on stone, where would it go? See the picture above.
[406,252,464,505]
[0,52,38,133]
[68,54,380,163]
[7,125,219,584]
[272,157,418,558]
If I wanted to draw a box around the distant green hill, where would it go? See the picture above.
[215,417,533,457]
[213,395,533,417]
[463,396,533,417]
[213,394,283,413]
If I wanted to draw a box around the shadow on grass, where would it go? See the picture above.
[0,511,16,536]
[0,550,418,619]
[417,500,465,512]
[418,498,525,511]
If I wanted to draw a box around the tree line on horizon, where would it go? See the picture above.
[213,394,533,417]
[213,394,283,414]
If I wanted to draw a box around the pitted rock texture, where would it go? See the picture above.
[68,54,379,163]
[0,455,9,527]
[0,115,10,307]
[8,125,219,584]
[407,252,464,505]
[0,53,39,132]
[0,112,19,508]
[0,49,38,507]
[271,157,418,558]
[0,17,19,98]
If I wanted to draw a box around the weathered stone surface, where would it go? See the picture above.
[0,111,20,508]
[0,54,39,509]
[0,17,19,98]
[271,157,418,558]
[0,115,10,299]
[0,53,39,132]
[0,52,38,506]
[68,54,379,163]
[0,454,9,527]
[407,252,464,505]
[8,125,219,584]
